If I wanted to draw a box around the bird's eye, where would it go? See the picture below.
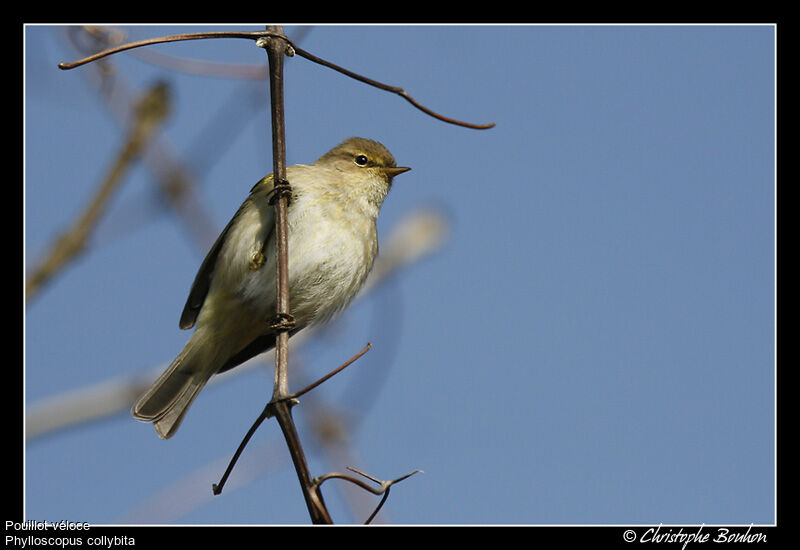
[354,154,369,166]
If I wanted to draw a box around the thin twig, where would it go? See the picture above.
[123,26,313,80]
[291,45,495,130]
[57,31,271,70]
[211,343,372,500]
[290,343,372,400]
[212,403,271,495]
[313,467,423,524]
[58,27,495,130]
[51,25,480,524]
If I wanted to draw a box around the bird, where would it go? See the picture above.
[132,137,410,439]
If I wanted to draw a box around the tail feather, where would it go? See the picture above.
[132,336,211,439]
[152,379,206,439]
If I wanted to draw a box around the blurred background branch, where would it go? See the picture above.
[23,23,776,526]
[25,81,171,302]
[26,208,448,440]
[26,25,449,523]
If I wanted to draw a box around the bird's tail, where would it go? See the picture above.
[131,333,213,439]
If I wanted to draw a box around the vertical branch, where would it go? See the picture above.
[258,25,332,525]
[262,27,292,401]
[54,26,454,524]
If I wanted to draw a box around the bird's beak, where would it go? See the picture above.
[383,166,411,178]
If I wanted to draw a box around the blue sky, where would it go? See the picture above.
[23,24,775,525]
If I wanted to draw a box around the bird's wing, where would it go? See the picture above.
[215,329,284,373]
[179,175,276,330]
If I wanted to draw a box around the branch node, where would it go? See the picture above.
[311,466,423,524]
[268,179,293,205]
[265,397,299,418]
[268,312,296,332]
[348,466,424,489]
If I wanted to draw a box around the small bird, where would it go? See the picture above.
[132,137,410,439]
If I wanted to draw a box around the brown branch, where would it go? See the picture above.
[290,342,372,400]
[53,25,476,524]
[209,26,331,524]
[313,467,423,524]
[26,81,170,302]
[121,27,314,80]
[211,402,271,497]
[211,342,372,496]
[291,45,495,130]
[58,27,495,130]
[261,29,293,402]
[57,30,271,70]
[258,26,333,524]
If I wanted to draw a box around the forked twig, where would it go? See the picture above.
[212,342,373,498]
[123,26,313,80]
[58,28,495,130]
[313,467,423,524]
[56,25,479,524]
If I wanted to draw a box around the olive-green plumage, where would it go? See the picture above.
[132,138,410,439]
